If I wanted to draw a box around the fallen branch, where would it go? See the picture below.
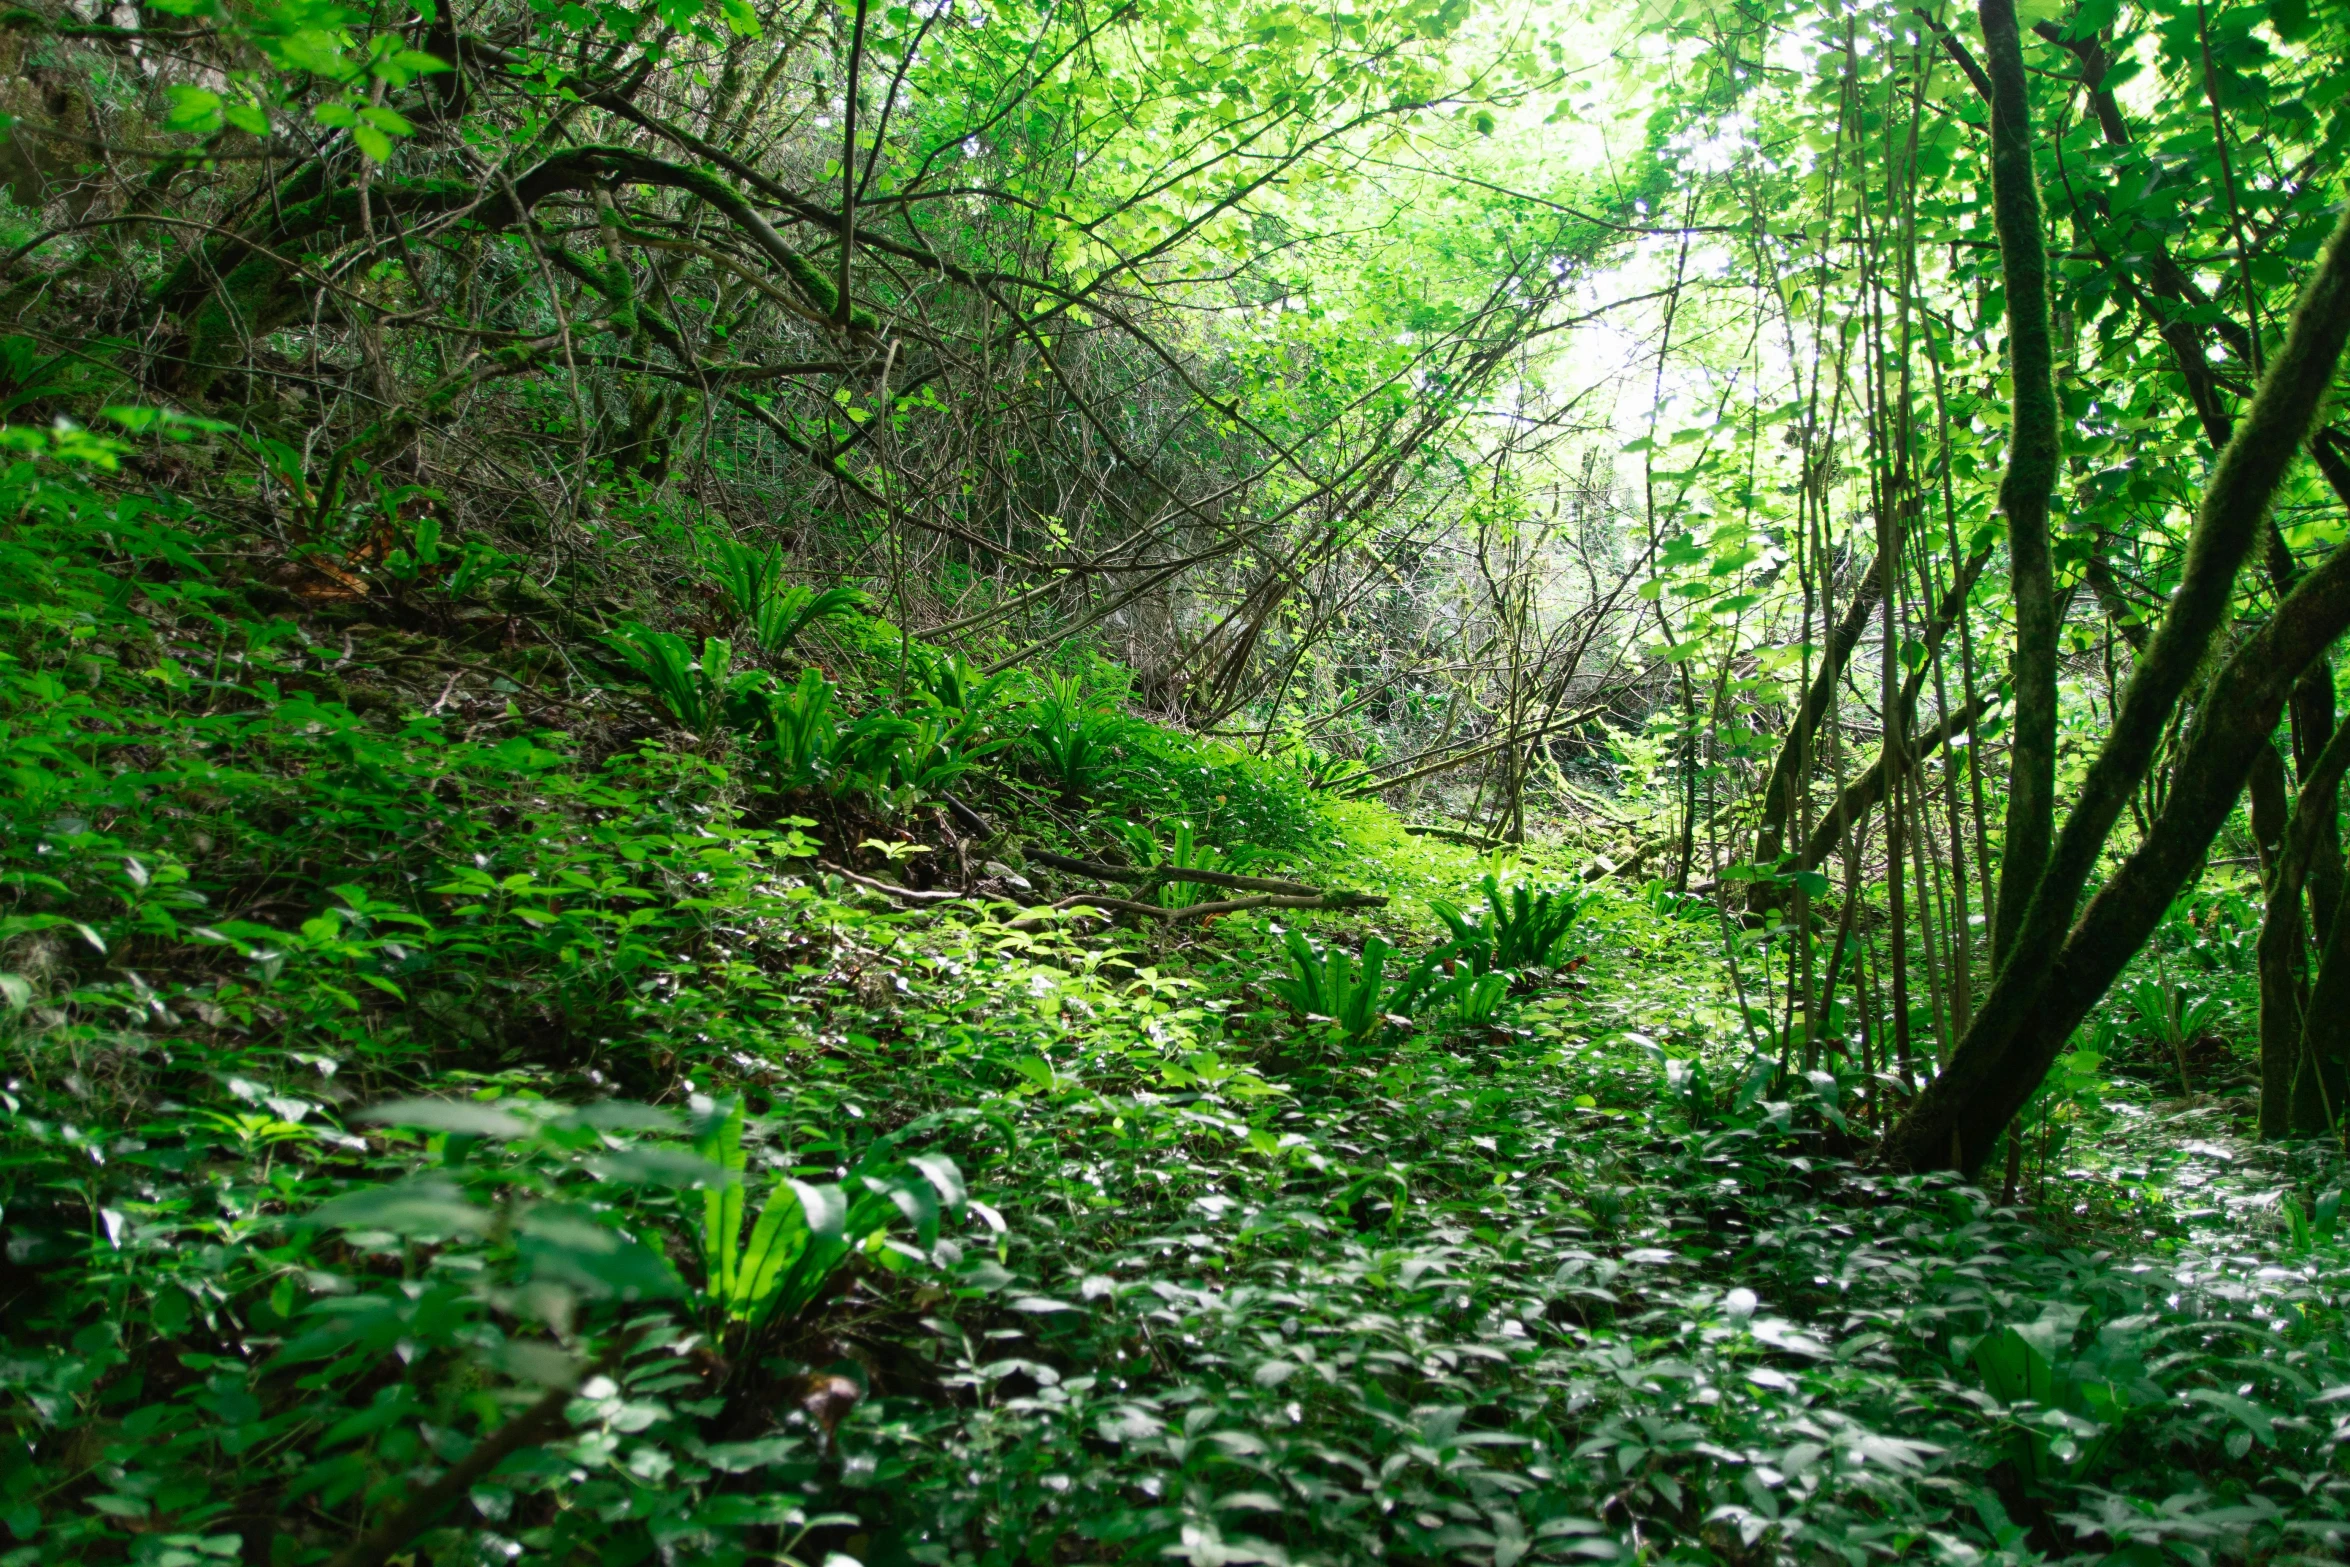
[820,863,966,902]
[1401,823,1507,849]
[939,790,993,836]
[1025,847,1323,896]
[1003,889,1387,930]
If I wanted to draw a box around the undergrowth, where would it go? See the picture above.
[5,427,2350,1567]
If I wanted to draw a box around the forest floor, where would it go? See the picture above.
[7,438,2350,1566]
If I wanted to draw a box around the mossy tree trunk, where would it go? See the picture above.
[1977,0,2062,976]
[1888,199,2350,1174]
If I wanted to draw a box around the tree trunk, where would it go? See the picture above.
[2295,875,2350,1134]
[2253,672,2350,1136]
[1978,0,2063,974]
[1886,199,2350,1174]
[2268,713,2350,1132]
[2253,744,2302,1139]
[1890,537,2350,1172]
[1796,697,1985,875]
[2289,668,2350,1106]
[1753,553,1883,874]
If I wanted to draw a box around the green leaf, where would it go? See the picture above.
[164,86,224,134]
[2066,0,2122,35]
[908,1152,966,1212]
[589,1148,741,1187]
[308,1176,489,1237]
[560,1101,681,1133]
[273,28,354,75]
[357,1098,533,1139]
[1974,1324,2059,1406]
[517,1205,686,1300]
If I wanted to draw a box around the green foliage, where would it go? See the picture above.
[761,665,998,805]
[19,385,2350,1567]
[1268,928,1430,1040]
[1023,671,1125,805]
[2127,978,2226,1049]
[909,646,1017,725]
[703,530,784,623]
[602,621,769,737]
[1284,742,1376,795]
[762,664,841,788]
[0,447,1006,1566]
[761,584,869,655]
[694,1095,964,1336]
[1438,967,1512,1027]
[379,508,517,598]
[2126,973,2226,1092]
[1970,1305,2147,1488]
[704,534,868,653]
[889,710,985,800]
[1115,818,1235,908]
[1111,729,1333,858]
[2002,1043,2111,1199]
[2285,1187,2345,1254]
[759,666,911,797]
[1430,874,1586,977]
[892,654,1014,803]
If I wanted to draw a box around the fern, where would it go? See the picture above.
[701,533,866,653]
[604,622,766,737]
[751,583,866,653]
[1269,930,1436,1041]
[1025,673,1123,805]
[1429,875,1585,977]
[702,534,786,627]
[759,668,915,798]
[911,647,1017,723]
[693,1097,963,1337]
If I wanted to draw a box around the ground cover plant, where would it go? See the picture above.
[18,0,2350,1558]
[6,420,2350,1567]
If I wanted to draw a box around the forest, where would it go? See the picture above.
[8,0,2350,1557]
